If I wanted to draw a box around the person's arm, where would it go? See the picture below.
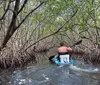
[57,48,59,53]
[67,47,72,51]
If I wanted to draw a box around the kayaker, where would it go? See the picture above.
[57,42,72,63]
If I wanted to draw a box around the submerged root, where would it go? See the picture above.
[74,47,100,65]
[0,47,36,69]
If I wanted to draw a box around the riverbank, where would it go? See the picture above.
[0,44,100,69]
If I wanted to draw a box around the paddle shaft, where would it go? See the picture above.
[70,40,82,47]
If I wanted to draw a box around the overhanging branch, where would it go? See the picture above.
[24,9,78,51]
[0,0,11,20]
[15,1,45,30]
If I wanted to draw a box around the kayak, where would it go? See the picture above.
[51,55,74,65]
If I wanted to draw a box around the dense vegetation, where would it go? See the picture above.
[0,0,100,68]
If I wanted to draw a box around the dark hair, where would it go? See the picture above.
[60,42,64,46]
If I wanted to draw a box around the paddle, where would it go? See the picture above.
[49,40,82,61]
[70,40,82,47]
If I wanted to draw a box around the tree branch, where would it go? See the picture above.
[15,1,45,30]
[17,0,28,15]
[24,9,78,51]
[1,0,20,49]
[0,0,11,20]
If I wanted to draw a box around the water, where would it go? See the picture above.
[11,60,100,85]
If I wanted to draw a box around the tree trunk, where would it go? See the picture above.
[1,0,20,49]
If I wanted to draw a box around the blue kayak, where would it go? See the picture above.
[52,55,74,65]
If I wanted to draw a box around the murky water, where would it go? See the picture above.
[10,60,100,85]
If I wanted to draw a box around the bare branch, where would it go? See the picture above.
[17,0,28,15]
[0,0,11,20]
[24,9,78,51]
[15,1,45,30]
[1,0,20,49]
[22,18,46,48]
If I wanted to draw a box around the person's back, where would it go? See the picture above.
[58,46,72,53]
[58,42,72,53]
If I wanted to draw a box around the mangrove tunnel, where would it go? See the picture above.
[0,0,100,85]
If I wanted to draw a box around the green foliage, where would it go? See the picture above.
[0,0,100,47]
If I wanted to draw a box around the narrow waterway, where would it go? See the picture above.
[11,60,100,85]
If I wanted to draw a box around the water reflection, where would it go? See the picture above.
[11,60,100,85]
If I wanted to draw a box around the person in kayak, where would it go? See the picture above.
[57,42,72,63]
